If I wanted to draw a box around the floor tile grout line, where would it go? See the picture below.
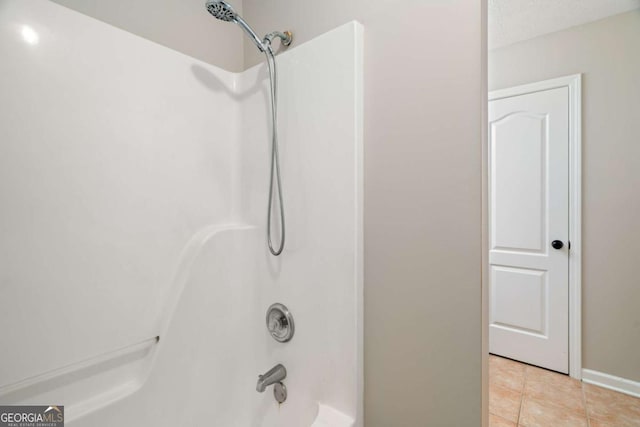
[516,365,527,426]
[582,381,591,427]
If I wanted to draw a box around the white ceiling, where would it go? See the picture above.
[489,0,640,49]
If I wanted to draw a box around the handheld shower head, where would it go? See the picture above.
[205,0,237,22]
[204,1,292,53]
[205,0,266,52]
[204,0,292,256]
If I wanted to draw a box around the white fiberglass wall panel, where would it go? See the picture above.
[0,0,240,387]
[238,22,364,425]
[75,22,363,426]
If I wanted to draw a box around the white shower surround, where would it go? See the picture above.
[0,2,363,425]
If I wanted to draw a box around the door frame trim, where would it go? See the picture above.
[488,74,582,379]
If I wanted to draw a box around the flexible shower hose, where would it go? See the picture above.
[264,48,285,256]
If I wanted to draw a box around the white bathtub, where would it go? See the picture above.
[70,226,356,427]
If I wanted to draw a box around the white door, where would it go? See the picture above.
[489,87,569,373]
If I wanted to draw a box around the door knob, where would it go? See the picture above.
[551,240,564,250]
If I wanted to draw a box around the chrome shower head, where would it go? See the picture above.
[205,0,237,22]
[204,0,292,53]
[205,0,266,52]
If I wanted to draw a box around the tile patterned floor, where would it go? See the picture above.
[489,355,640,427]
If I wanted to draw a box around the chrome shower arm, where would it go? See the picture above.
[263,31,293,50]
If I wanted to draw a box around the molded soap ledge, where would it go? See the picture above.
[0,337,157,422]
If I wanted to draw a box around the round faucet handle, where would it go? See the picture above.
[266,303,295,343]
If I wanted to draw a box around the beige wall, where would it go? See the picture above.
[51,0,245,71]
[243,1,485,426]
[489,10,640,382]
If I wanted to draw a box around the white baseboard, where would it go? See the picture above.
[582,369,640,398]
